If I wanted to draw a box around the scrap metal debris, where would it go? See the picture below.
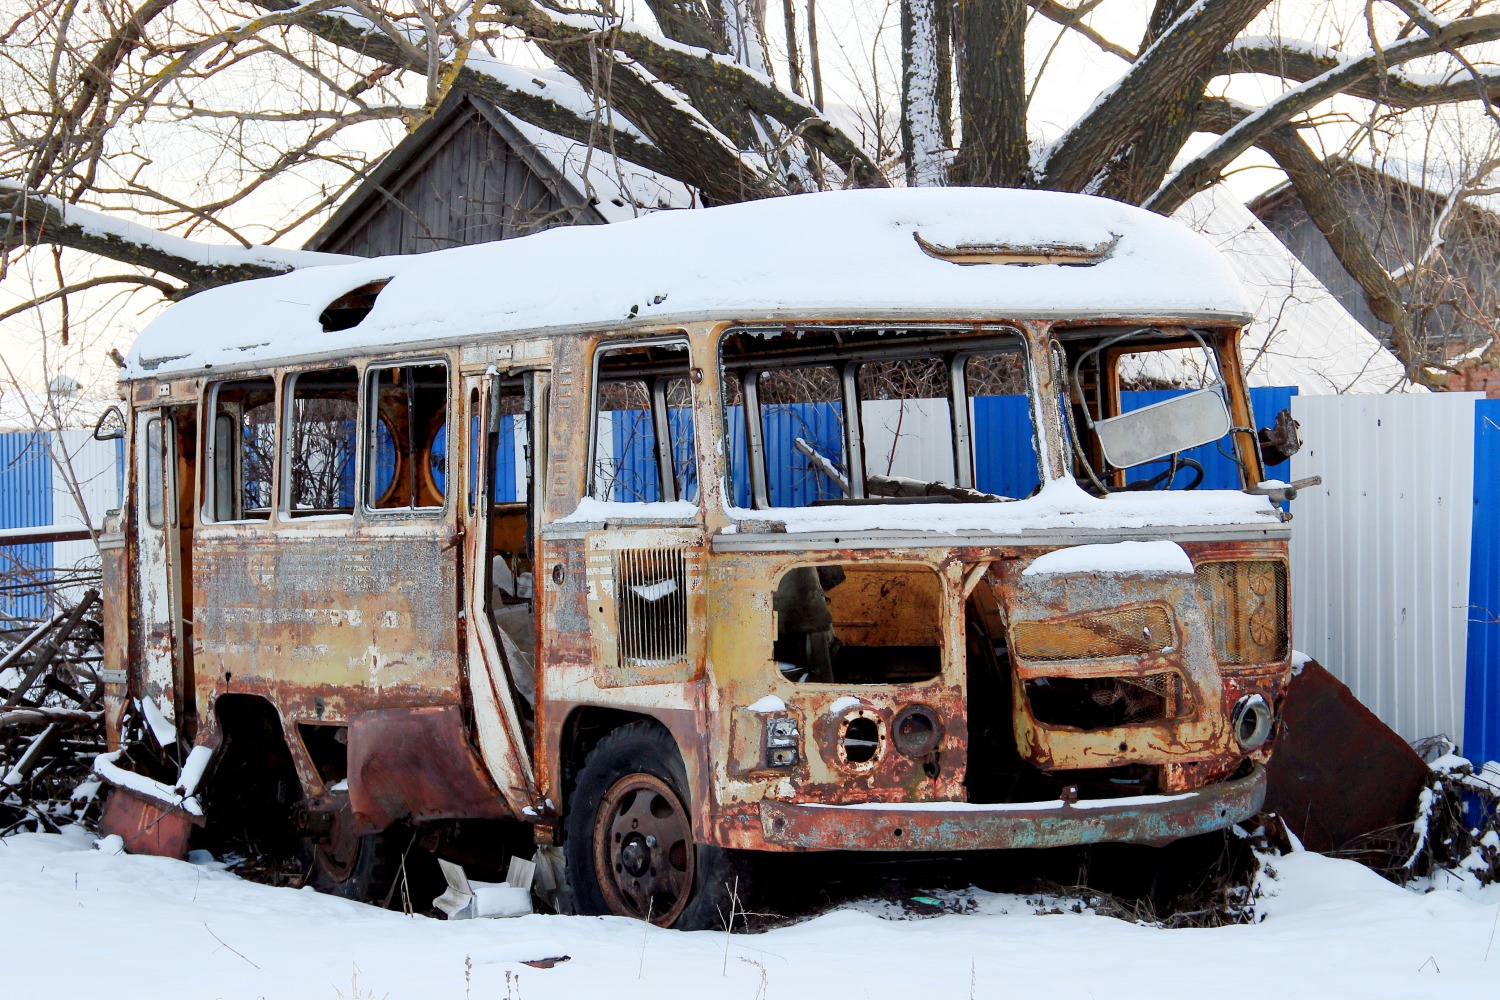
[0,591,107,835]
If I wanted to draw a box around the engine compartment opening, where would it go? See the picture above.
[772,563,943,684]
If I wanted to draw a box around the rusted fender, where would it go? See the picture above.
[347,705,512,832]
[1263,659,1428,860]
[760,765,1265,851]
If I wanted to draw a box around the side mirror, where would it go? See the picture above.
[1093,389,1231,469]
[92,405,125,441]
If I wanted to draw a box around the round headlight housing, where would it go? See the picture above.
[1231,694,1274,752]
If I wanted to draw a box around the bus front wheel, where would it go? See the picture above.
[564,722,751,929]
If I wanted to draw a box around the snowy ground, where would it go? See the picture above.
[3,827,1498,999]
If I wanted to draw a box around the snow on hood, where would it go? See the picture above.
[125,188,1254,379]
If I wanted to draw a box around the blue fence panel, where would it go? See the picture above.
[0,430,55,622]
[1466,399,1500,766]
[721,403,844,507]
[972,394,1040,499]
[610,410,662,502]
[622,387,1299,509]
[1119,386,1297,489]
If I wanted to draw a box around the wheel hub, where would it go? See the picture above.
[592,773,695,925]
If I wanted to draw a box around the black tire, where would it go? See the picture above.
[301,795,400,903]
[565,721,753,930]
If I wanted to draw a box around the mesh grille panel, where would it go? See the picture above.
[1194,560,1288,665]
[614,547,689,665]
[1011,605,1173,662]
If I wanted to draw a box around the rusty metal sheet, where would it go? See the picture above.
[98,786,196,859]
[347,704,511,831]
[759,765,1266,851]
[1263,659,1428,857]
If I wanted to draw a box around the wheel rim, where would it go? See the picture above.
[310,798,360,885]
[592,772,695,925]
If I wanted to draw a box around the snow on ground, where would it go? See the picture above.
[3,828,1498,999]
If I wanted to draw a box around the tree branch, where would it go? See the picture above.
[1025,1,1134,62]
[0,274,180,323]
[484,2,885,191]
[1152,14,1500,214]
[1197,97,1438,387]
[247,0,681,183]
[1218,38,1500,108]
[1036,0,1270,194]
[1,182,336,291]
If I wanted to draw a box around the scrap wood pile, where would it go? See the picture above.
[0,590,108,835]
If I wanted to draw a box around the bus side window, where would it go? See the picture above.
[589,342,697,504]
[285,367,358,516]
[366,362,448,512]
[144,417,165,529]
[208,377,277,522]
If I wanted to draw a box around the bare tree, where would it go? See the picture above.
[4,2,1500,385]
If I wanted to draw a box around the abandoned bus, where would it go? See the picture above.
[97,188,1300,928]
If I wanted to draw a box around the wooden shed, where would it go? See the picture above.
[308,90,691,257]
[1250,160,1500,360]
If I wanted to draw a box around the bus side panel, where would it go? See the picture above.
[192,523,482,807]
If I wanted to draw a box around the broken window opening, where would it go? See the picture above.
[366,363,448,512]
[1064,328,1248,493]
[589,341,698,504]
[773,563,942,684]
[721,327,1039,509]
[284,367,358,516]
[318,280,388,332]
[1024,673,1191,730]
[209,377,277,522]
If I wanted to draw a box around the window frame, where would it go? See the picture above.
[361,357,452,519]
[203,375,280,525]
[279,366,361,520]
[719,325,1038,510]
[586,336,699,506]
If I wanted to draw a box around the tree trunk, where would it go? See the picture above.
[954,0,1029,188]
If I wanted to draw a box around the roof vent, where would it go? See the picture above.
[319,279,390,332]
[913,231,1119,266]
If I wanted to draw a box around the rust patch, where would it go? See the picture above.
[347,705,511,832]
[1264,659,1428,859]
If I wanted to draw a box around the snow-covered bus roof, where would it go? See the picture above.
[124,188,1254,380]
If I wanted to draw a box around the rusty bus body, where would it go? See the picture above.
[97,189,1295,927]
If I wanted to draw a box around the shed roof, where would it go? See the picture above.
[125,187,1253,379]
[1174,185,1415,394]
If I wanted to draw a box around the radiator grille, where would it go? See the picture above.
[614,547,689,666]
[1011,605,1173,662]
[1194,560,1288,665]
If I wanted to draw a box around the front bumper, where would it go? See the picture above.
[759,765,1265,851]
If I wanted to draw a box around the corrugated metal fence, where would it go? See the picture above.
[1465,400,1500,766]
[0,430,122,623]
[1290,392,1495,763]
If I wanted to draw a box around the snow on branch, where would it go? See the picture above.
[247,0,680,183]
[1151,13,1500,215]
[481,1,885,190]
[1035,0,1268,192]
[1220,32,1500,109]
[0,181,349,292]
